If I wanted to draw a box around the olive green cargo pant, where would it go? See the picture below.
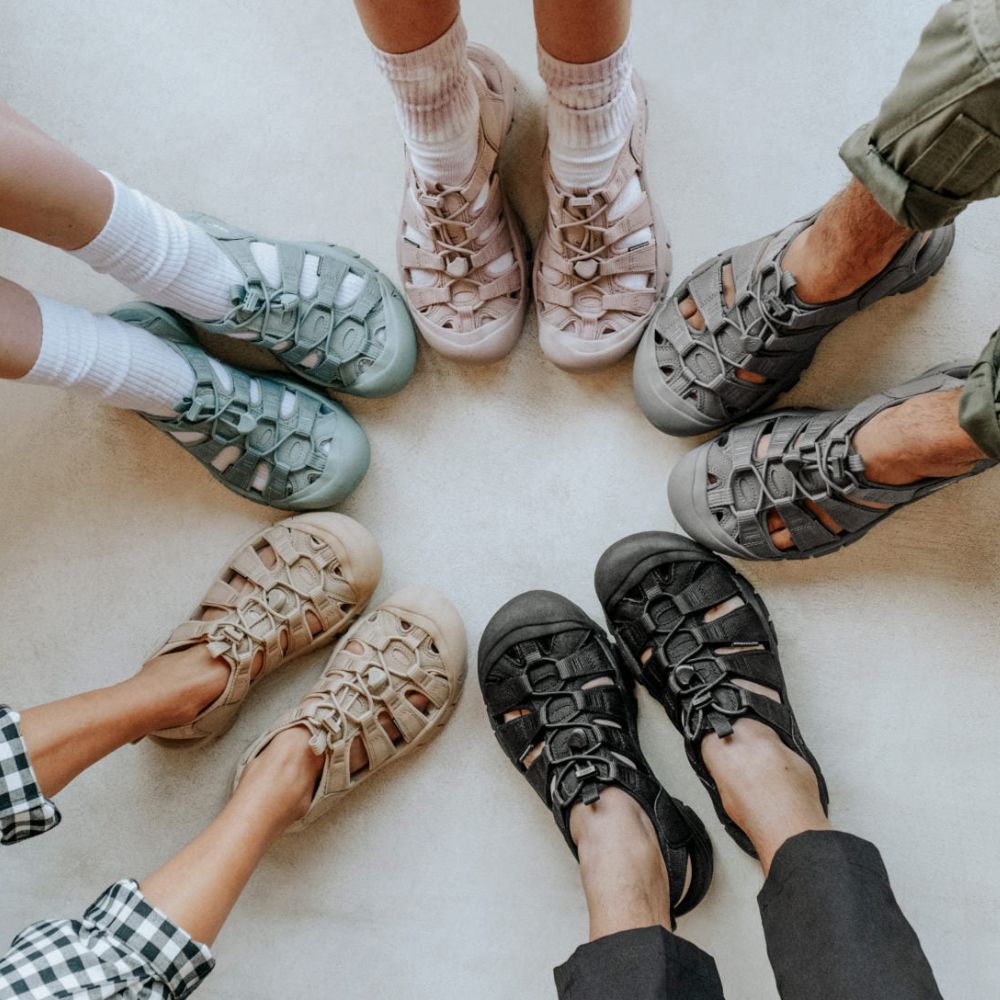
[840,0,1000,458]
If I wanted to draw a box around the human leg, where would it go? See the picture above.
[533,0,668,371]
[597,532,943,998]
[553,792,725,1000]
[0,101,414,396]
[358,2,528,361]
[632,0,1000,434]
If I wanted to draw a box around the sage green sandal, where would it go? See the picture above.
[181,212,417,398]
[111,302,370,511]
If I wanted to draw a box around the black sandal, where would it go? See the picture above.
[595,532,828,856]
[477,589,713,923]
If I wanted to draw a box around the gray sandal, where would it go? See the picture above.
[667,361,996,560]
[633,213,955,436]
[181,213,417,398]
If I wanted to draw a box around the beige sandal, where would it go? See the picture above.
[397,44,528,363]
[149,513,382,744]
[234,586,467,831]
[534,74,670,372]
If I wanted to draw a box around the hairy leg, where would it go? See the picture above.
[782,179,914,304]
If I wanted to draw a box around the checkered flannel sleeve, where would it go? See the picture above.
[0,880,215,999]
[0,706,60,845]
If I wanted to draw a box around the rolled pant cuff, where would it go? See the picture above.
[960,326,1000,460]
[758,829,887,912]
[0,705,61,845]
[85,880,216,999]
[757,829,943,1000]
[840,125,969,232]
[554,926,725,1000]
[1,880,214,1000]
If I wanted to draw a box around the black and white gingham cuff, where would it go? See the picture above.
[0,705,60,845]
[0,880,215,999]
[85,880,216,997]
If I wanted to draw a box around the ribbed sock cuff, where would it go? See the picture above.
[372,15,478,146]
[538,36,636,154]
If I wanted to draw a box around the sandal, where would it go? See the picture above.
[632,214,955,435]
[534,74,670,372]
[667,360,996,561]
[595,531,828,855]
[397,44,529,363]
[234,587,466,831]
[111,302,371,511]
[180,212,417,399]
[150,513,381,744]
[478,590,712,923]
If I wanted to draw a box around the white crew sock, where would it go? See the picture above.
[71,175,364,323]
[538,35,638,190]
[372,16,480,187]
[20,295,196,416]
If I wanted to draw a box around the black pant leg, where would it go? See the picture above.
[758,830,943,1000]
[554,925,726,1000]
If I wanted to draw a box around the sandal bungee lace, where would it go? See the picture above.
[478,590,713,923]
[667,360,997,560]
[596,532,828,855]
[180,212,417,399]
[111,302,370,511]
[632,214,955,436]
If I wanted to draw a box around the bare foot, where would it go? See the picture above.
[136,537,329,730]
[642,594,827,872]
[761,388,983,550]
[675,180,917,385]
[236,724,325,823]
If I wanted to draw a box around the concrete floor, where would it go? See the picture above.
[2,1,999,997]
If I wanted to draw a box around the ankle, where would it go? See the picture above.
[702,721,829,873]
[854,389,986,485]
[132,648,230,733]
[237,727,322,824]
[781,181,912,304]
[573,789,672,939]
[571,786,652,850]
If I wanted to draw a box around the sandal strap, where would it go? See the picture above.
[180,212,386,390]
[143,341,337,504]
[700,364,997,558]
[648,218,955,428]
[603,548,829,855]
[481,611,712,919]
